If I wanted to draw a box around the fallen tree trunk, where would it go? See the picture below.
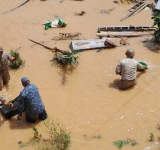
[28,39,67,54]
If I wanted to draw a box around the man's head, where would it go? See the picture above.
[21,77,30,87]
[0,45,4,59]
[125,49,135,58]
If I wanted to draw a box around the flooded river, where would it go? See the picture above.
[0,0,160,150]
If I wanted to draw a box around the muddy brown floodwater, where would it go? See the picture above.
[0,0,160,150]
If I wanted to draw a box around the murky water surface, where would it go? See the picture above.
[0,0,160,150]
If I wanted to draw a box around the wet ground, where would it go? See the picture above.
[0,0,160,150]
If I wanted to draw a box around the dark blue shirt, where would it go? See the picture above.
[18,84,45,117]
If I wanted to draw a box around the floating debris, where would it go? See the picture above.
[100,8,115,15]
[75,11,86,16]
[120,37,128,45]
[96,31,151,37]
[120,1,148,21]
[70,38,116,51]
[52,32,81,41]
[98,26,156,33]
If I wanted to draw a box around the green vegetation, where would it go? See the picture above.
[114,138,138,149]
[10,50,23,69]
[127,138,138,146]
[149,133,154,141]
[44,119,71,150]
[152,13,160,43]
[32,126,42,141]
[20,119,71,150]
[54,52,78,67]
[18,141,27,148]
[114,139,129,149]
[93,135,101,139]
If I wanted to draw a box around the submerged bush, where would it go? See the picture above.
[44,119,71,150]
[152,13,160,43]
[10,50,23,69]
[54,52,78,67]
[149,133,154,142]
[114,138,138,149]
[27,119,71,150]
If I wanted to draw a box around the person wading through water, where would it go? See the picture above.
[0,45,16,91]
[115,49,148,89]
[13,77,47,123]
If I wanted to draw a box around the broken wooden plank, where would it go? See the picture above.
[127,0,145,12]
[98,26,156,32]
[120,0,130,4]
[29,39,67,54]
[120,1,148,21]
[96,31,151,37]
[69,39,116,51]
[155,0,160,10]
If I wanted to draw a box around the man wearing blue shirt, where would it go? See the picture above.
[16,77,47,123]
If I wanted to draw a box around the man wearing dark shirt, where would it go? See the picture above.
[16,77,47,123]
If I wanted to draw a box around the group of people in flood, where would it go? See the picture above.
[0,46,47,123]
[0,45,147,124]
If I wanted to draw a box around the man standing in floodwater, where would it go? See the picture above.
[0,45,15,91]
[115,49,147,89]
[16,77,47,123]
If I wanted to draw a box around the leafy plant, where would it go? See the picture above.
[114,138,138,149]
[93,135,101,139]
[10,50,23,69]
[54,52,78,67]
[44,119,71,150]
[32,126,42,140]
[18,141,27,148]
[152,13,160,43]
[29,39,78,67]
[127,138,138,146]
[18,118,71,150]
[114,140,129,148]
[149,133,154,141]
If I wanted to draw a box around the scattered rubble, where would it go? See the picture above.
[100,8,115,14]
[113,0,119,4]
[104,39,118,47]
[52,32,81,40]
[120,37,128,45]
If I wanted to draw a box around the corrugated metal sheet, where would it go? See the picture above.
[69,39,115,51]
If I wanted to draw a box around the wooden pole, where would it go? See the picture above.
[28,39,67,54]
